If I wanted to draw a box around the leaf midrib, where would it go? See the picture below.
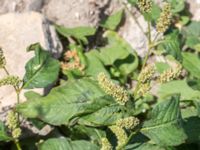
[23,57,50,88]
[141,118,181,132]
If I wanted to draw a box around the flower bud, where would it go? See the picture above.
[116,117,140,130]
[138,0,153,13]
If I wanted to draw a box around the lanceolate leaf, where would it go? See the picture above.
[79,105,124,126]
[17,78,116,125]
[182,21,200,49]
[126,142,165,150]
[85,50,109,77]
[38,138,100,150]
[56,26,96,44]
[168,0,185,14]
[158,80,200,100]
[71,125,106,142]
[182,52,200,79]
[100,9,124,30]
[99,31,138,75]
[141,96,187,146]
[160,31,182,60]
[23,43,60,89]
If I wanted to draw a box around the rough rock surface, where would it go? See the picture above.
[119,13,157,57]
[0,0,44,14]
[0,12,62,112]
[42,0,122,27]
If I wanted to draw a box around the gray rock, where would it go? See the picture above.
[42,0,122,27]
[0,0,44,14]
[0,12,62,112]
[119,13,158,57]
[43,0,99,27]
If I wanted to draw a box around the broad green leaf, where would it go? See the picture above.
[144,4,161,22]
[155,62,170,73]
[182,21,200,49]
[181,107,197,119]
[159,31,182,60]
[158,80,200,100]
[168,0,185,13]
[99,31,138,75]
[182,52,200,79]
[141,96,187,146]
[71,125,105,142]
[100,9,124,30]
[17,78,115,125]
[23,43,60,89]
[187,79,200,91]
[194,101,200,117]
[56,26,96,44]
[179,16,190,26]
[38,138,99,150]
[79,105,124,126]
[24,91,42,101]
[0,121,11,142]
[126,143,165,150]
[85,50,109,77]
[194,43,200,52]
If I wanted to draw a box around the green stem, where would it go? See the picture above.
[16,91,21,121]
[14,140,22,150]
[152,32,160,43]
[133,21,152,97]
[3,67,22,149]
[3,66,9,75]
[147,21,151,44]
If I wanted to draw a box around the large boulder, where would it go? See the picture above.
[43,0,99,27]
[0,12,62,112]
[0,0,44,14]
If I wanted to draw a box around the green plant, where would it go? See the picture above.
[1,0,200,150]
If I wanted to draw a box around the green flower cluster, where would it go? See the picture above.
[116,116,140,130]
[109,125,128,150]
[136,65,155,97]
[137,0,153,13]
[6,111,21,140]
[0,76,22,87]
[156,3,172,33]
[137,83,150,96]
[98,72,129,105]
[138,65,155,83]
[159,64,182,83]
[100,138,112,150]
[0,48,6,68]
